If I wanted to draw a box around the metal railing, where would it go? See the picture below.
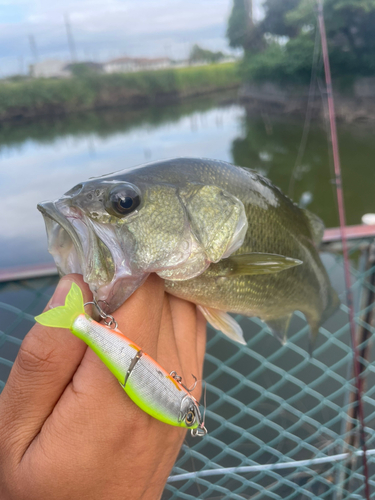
[1,229,375,499]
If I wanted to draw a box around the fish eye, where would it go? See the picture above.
[185,410,196,427]
[105,184,141,217]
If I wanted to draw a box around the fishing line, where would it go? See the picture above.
[288,3,321,200]
[316,1,370,499]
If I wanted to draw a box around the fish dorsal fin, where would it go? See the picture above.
[265,314,293,344]
[214,253,302,277]
[302,209,325,246]
[197,305,246,345]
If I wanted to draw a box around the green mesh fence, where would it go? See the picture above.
[1,239,375,499]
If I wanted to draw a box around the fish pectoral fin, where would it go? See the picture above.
[215,253,303,277]
[302,209,325,246]
[265,314,293,344]
[197,305,246,345]
[179,184,248,262]
[305,317,320,357]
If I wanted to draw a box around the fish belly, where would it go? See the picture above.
[165,267,324,324]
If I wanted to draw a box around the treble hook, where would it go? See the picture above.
[170,370,182,383]
[170,371,199,393]
[187,374,198,392]
[191,381,207,437]
[191,425,208,437]
[84,299,118,330]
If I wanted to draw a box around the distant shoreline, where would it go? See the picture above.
[238,78,375,123]
[0,63,240,122]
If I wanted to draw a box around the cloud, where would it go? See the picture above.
[0,0,242,75]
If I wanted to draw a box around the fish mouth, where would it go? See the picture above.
[37,201,86,277]
[37,201,144,312]
[38,201,84,263]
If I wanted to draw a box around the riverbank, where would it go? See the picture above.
[0,63,240,121]
[239,77,375,123]
[0,90,239,151]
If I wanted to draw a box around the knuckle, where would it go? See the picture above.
[67,378,86,400]
[16,335,58,375]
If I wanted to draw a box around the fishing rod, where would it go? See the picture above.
[316,1,370,499]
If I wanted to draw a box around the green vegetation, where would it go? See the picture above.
[227,0,265,52]
[174,63,239,91]
[228,0,375,83]
[0,63,239,121]
[189,44,225,64]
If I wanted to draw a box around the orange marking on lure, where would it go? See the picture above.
[129,343,140,350]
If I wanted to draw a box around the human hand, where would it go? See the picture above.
[0,274,206,500]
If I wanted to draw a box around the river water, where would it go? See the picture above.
[1,91,374,270]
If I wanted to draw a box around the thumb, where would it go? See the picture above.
[0,275,91,464]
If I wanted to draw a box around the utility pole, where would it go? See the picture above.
[28,34,39,62]
[18,56,24,75]
[64,13,77,62]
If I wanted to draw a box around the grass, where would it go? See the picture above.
[0,63,240,120]
[174,63,240,92]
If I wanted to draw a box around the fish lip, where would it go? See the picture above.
[37,200,139,312]
[37,201,84,256]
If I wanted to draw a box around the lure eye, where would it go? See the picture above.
[105,184,141,217]
[185,410,196,427]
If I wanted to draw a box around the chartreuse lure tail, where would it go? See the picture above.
[35,282,85,329]
[35,283,206,436]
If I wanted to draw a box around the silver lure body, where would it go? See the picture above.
[73,314,200,428]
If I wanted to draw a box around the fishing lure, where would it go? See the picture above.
[35,283,207,437]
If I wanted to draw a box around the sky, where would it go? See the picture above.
[0,0,264,77]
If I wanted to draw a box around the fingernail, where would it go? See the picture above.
[49,279,74,309]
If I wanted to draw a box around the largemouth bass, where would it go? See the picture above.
[37,157,338,345]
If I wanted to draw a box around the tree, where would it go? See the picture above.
[226,0,264,52]
[189,45,225,64]
[261,0,301,38]
[287,0,375,75]
[67,62,103,78]
[228,0,375,83]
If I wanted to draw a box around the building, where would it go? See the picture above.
[29,60,71,79]
[103,57,172,74]
[29,60,104,79]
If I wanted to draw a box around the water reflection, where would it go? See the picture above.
[0,94,243,269]
[231,112,375,228]
[1,94,374,270]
